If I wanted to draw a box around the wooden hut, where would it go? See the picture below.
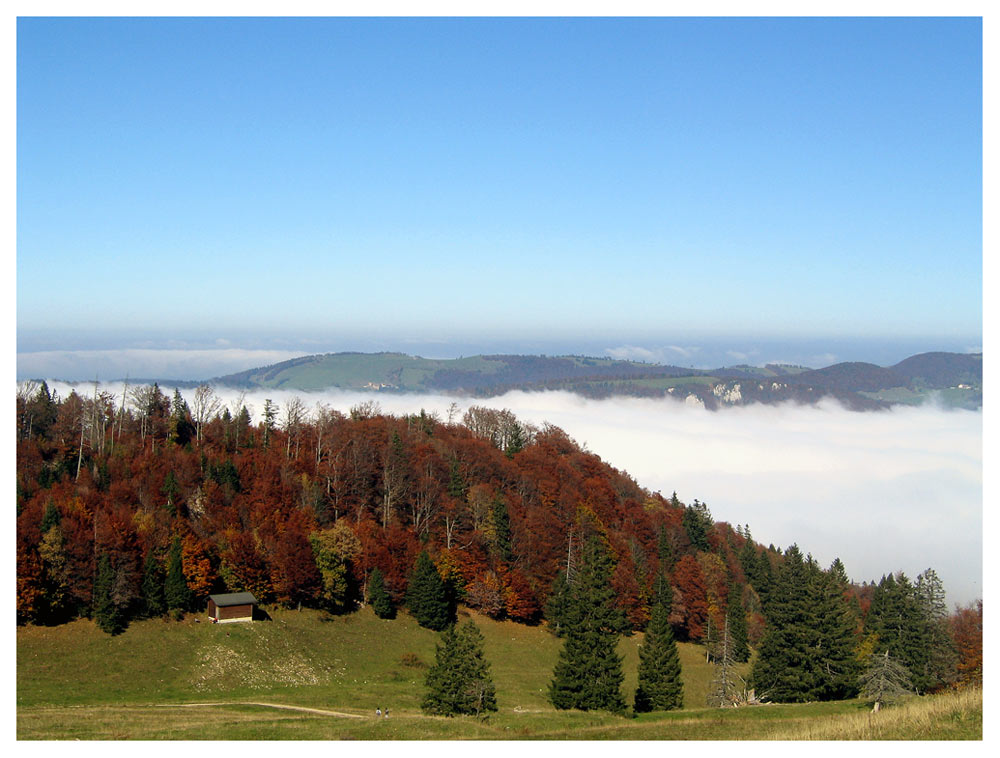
[207,592,257,623]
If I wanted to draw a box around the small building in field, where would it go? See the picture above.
[207,592,257,623]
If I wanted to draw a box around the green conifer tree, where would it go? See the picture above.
[544,570,573,636]
[94,552,126,635]
[727,581,750,663]
[682,500,712,552]
[422,620,498,716]
[750,545,817,702]
[141,551,166,618]
[368,567,396,619]
[634,601,684,712]
[164,536,190,616]
[40,500,61,534]
[859,651,913,710]
[406,551,454,631]
[549,536,626,713]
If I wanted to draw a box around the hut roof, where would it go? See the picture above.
[209,592,258,607]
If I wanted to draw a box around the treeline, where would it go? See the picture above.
[15,381,982,706]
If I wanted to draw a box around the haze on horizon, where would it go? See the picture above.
[17,17,981,359]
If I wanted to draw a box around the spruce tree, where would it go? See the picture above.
[544,570,573,637]
[727,581,750,663]
[94,553,126,635]
[549,535,626,713]
[859,651,913,710]
[682,500,712,552]
[810,560,860,700]
[707,614,741,707]
[164,536,190,616]
[422,620,498,717]
[40,501,61,534]
[749,545,817,702]
[141,551,166,618]
[368,567,396,619]
[406,551,454,631]
[750,546,858,702]
[634,601,684,712]
[867,571,952,694]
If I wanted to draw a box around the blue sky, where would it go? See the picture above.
[17,17,982,372]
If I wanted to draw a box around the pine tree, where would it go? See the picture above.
[40,500,61,534]
[859,650,913,710]
[707,614,741,707]
[634,601,684,712]
[915,568,958,691]
[406,551,454,631]
[368,567,396,619]
[749,545,817,702]
[549,535,626,713]
[727,581,750,663]
[682,500,712,552]
[168,389,193,446]
[141,551,166,618]
[867,570,956,694]
[422,620,498,717]
[94,553,126,635]
[544,570,573,636]
[750,546,858,703]
[164,536,191,616]
[810,559,860,700]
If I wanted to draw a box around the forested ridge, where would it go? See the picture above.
[16,381,982,706]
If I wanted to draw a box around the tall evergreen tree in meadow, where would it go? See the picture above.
[866,571,953,694]
[368,567,396,619]
[749,545,817,702]
[707,614,741,707]
[750,546,858,702]
[726,581,750,663]
[94,552,126,635]
[141,551,166,618]
[406,551,454,631]
[164,536,191,616]
[859,651,913,710]
[549,535,626,713]
[808,558,859,700]
[544,570,573,637]
[915,568,958,691]
[634,600,684,712]
[422,620,498,717]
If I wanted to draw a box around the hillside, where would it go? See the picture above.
[17,607,980,740]
[211,350,983,410]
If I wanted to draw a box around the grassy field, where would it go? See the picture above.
[17,606,981,740]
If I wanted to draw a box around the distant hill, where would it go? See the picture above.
[212,350,982,410]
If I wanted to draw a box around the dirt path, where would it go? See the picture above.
[155,701,365,719]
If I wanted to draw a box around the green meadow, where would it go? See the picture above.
[17,606,980,740]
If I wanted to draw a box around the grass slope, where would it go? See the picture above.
[17,606,980,740]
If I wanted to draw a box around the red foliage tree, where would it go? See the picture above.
[950,600,983,686]
[672,554,709,640]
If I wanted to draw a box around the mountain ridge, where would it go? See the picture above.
[209,350,982,411]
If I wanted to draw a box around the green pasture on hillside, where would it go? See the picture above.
[17,606,980,740]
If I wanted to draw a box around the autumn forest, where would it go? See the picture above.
[15,381,983,705]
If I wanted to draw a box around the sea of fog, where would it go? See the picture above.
[43,381,983,608]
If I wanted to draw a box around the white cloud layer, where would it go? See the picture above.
[43,382,983,608]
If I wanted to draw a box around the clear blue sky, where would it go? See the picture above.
[17,17,982,363]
